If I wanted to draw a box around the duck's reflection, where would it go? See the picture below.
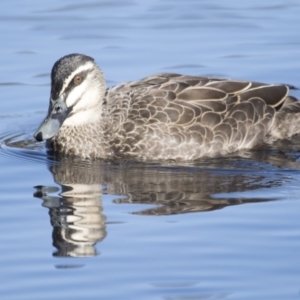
[34,162,107,257]
[34,147,297,257]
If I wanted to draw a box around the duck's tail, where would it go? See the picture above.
[267,95,300,140]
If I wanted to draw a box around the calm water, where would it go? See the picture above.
[1,1,300,299]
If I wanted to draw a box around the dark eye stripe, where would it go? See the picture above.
[51,67,93,100]
[64,70,89,94]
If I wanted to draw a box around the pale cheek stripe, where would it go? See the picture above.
[65,81,88,107]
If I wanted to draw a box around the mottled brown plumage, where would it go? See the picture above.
[34,54,300,161]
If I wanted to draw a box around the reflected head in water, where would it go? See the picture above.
[34,164,107,257]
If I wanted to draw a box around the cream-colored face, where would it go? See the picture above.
[57,61,93,107]
[63,63,106,126]
[34,58,106,141]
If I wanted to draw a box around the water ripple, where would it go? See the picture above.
[0,132,49,165]
[0,113,54,165]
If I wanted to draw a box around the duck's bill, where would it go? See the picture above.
[34,95,69,142]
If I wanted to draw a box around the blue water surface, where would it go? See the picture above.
[1,1,300,299]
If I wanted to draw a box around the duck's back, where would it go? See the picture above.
[102,73,300,161]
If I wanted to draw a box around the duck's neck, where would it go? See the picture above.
[50,120,111,159]
[63,105,103,126]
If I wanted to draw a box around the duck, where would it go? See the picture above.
[34,53,300,161]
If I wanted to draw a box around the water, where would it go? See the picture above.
[1,0,300,299]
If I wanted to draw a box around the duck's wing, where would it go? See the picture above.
[126,74,290,120]
[106,74,296,158]
[105,74,293,130]
[158,75,289,107]
[121,73,288,105]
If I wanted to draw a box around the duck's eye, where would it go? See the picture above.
[74,75,82,85]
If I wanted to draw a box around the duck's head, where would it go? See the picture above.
[34,53,106,142]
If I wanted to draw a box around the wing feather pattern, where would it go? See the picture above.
[102,73,300,160]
